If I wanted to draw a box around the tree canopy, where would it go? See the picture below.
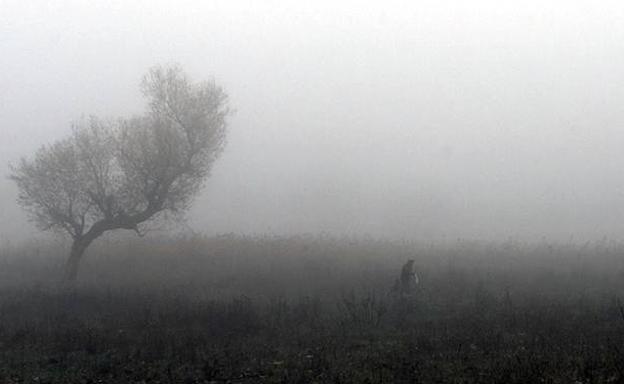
[10,65,229,280]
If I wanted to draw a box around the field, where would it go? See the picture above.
[1,235,624,383]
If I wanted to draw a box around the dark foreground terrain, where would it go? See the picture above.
[1,235,624,383]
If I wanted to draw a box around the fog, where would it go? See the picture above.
[2,0,624,244]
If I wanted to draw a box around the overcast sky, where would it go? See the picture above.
[2,0,624,244]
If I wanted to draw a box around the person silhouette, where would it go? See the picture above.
[391,259,419,296]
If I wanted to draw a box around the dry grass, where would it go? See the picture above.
[1,235,624,382]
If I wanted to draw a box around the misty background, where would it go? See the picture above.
[2,0,624,245]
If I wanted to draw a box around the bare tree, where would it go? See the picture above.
[9,65,229,281]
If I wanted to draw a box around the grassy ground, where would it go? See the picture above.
[1,235,624,383]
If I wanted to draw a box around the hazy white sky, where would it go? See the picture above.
[2,0,624,243]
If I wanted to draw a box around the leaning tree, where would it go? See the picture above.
[10,65,230,280]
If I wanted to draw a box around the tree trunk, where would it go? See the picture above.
[64,238,92,281]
